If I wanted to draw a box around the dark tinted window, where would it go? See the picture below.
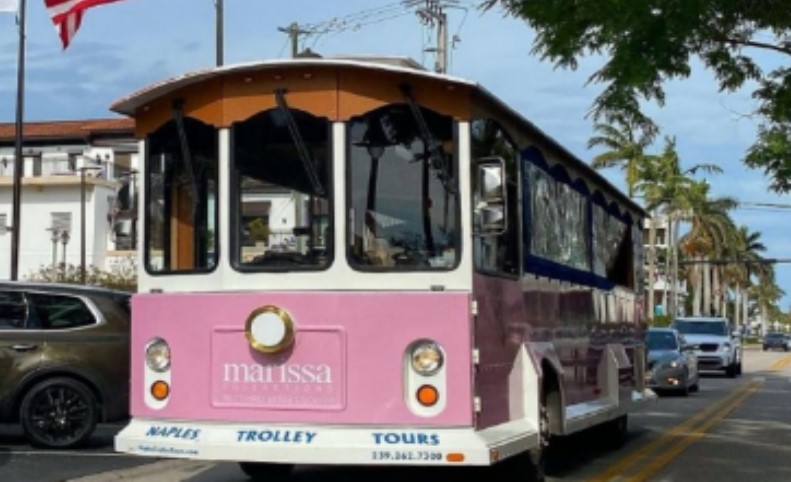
[672,320,727,336]
[232,108,332,270]
[27,293,95,330]
[0,291,26,329]
[347,104,459,270]
[471,118,520,275]
[146,117,219,273]
[646,331,678,351]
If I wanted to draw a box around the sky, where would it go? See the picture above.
[1,0,789,310]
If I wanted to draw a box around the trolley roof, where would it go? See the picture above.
[110,56,645,217]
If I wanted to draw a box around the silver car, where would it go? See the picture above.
[671,317,742,378]
[645,327,700,395]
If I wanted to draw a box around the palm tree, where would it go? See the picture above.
[723,227,767,327]
[677,181,738,316]
[751,272,785,335]
[635,136,724,317]
[588,116,655,198]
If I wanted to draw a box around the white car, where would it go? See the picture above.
[670,317,742,378]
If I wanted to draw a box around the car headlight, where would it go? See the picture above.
[410,341,444,376]
[145,338,171,373]
[722,343,731,352]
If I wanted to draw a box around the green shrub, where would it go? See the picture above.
[27,261,137,293]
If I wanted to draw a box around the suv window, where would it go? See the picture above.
[27,293,95,330]
[672,319,728,336]
[0,291,26,329]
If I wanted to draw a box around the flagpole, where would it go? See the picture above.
[216,0,223,66]
[10,0,26,281]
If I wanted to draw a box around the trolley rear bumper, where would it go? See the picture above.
[115,418,539,466]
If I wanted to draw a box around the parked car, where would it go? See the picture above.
[0,282,131,448]
[671,316,742,377]
[763,332,790,351]
[645,327,700,395]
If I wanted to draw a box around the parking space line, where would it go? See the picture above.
[66,459,214,481]
[0,450,131,457]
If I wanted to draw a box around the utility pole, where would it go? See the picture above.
[278,22,312,58]
[215,0,224,66]
[11,0,27,281]
[416,0,450,74]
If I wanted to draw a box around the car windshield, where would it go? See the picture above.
[646,331,678,351]
[672,319,728,336]
[767,333,785,339]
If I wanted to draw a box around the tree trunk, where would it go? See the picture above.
[669,216,679,316]
[761,304,769,335]
[734,287,740,326]
[703,260,711,316]
[647,213,657,319]
[712,267,721,316]
[693,259,703,316]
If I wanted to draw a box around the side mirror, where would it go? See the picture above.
[473,158,507,236]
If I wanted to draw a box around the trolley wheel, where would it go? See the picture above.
[238,462,294,481]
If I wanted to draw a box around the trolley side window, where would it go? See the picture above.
[145,117,219,274]
[470,118,520,276]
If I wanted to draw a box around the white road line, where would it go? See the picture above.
[65,460,215,481]
[1,450,130,457]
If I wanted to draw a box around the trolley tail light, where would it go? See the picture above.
[404,339,447,416]
[151,381,170,401]
[144,337,172,409]
[417,385,439,407]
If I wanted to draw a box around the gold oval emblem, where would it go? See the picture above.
[244,305,295,354]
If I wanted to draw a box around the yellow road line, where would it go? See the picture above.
[770,353,791,371]
[587,380,754,482]
[590,353,790,482]
[625,380,762,481]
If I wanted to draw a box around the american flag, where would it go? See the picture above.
[44,0,126,49]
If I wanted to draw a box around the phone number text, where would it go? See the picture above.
[371,450,442,461]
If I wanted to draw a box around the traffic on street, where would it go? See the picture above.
[2,347,790,482]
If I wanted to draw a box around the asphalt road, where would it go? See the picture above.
[2,347,790,482]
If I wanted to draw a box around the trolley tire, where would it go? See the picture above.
[602,415,628,450]
[238,462,294,481]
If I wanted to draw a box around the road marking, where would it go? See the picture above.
[770,354,791,371]
[587,380,756,482]
[66,459,215,481]
[625,380,761,481]
[0,450,132,457]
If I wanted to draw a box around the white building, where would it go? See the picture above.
[0,119,138,280]
[643,214,688,317]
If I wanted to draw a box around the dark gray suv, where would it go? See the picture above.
[0,282,131,448]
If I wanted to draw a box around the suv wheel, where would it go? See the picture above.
[725,363,738,378]
[20,377,98,449]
